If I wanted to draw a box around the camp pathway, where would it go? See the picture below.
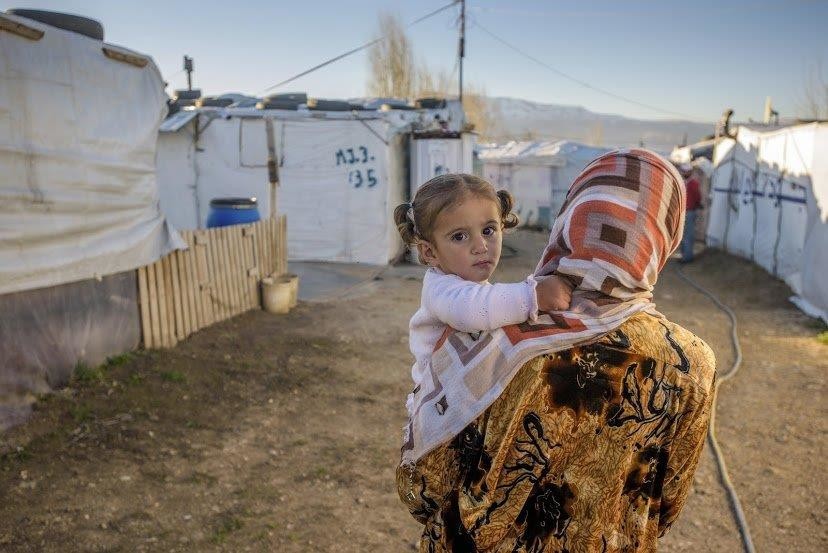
[0,230,825,552]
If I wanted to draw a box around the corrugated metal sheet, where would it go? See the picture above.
[160,109,198,132]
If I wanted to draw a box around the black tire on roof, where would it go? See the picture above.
[196,97,234,108]
[265,92,307,104]
[6,9,104,40]
[257,99,302,110]
[416,97,447,109]
[307,99,352,112]
[174,89,202,101]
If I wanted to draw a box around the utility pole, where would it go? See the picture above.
[458,0,465,102]
[184,55,194,91]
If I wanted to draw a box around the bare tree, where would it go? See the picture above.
[462,84,500,141]
[367,13,415,98]
[415,62,454,98]
[799,60,828,120]
[366,13,501,141]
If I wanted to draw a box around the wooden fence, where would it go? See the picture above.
[137,216,287,348]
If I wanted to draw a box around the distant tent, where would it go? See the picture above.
[479,141,612,228]
[707,122,828,322]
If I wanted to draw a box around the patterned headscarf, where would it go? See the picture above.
[402,149,686,465]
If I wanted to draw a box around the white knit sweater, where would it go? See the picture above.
[408,268,539,398]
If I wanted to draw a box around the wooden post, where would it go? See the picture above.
[161,255,177,347]
[147,262,161,348]
[226,226,243,314]
[208,227,227,321]
[180,233,198,335]
[195,231,214,326]
[152,261,168,347]
[280,215,287,275]
[221,226,238,316]
[137,266,152,348]
[170,252,185,341]
[265,118,280,221]
[185,232,203,331]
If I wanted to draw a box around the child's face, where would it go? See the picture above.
[418,195,503,282]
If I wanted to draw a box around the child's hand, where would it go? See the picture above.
[536,275,574,312]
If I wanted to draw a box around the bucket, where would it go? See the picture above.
[261,277,291,314]
[278,274,299,308]
[207,197,260,228]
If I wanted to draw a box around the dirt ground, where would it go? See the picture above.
[1,229,825,552]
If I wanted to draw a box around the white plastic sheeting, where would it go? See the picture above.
[707,123,828,321]
[0,12,183,295]
[480,141,611,227]
[157,110,408,265]
[0,270,140,431]
[410,133,475,195]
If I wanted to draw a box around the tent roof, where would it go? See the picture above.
[160,110,198,132]
[479,140,611,166]
[158,103,463,135]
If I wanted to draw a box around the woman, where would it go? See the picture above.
[397,149,716,552]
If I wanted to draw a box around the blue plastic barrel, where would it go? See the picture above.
[206,197,261,228]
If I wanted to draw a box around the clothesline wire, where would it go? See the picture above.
[258,1,704,123]
[470,18,700,121]
[259,1,459,95]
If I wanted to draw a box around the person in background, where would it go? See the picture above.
[681,165,702,263]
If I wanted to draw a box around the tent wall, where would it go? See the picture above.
[156,130,198,230]
[410,134,475,195]
[482,161,591,229]
[500,165,553,227]
[707,123,828,321]
[157,115,407,265]
[801,127,828,320]
[194,118,273,228]
[0,270,140,431]
[279,118,405,264]
[157,116,274,229]
[0,13,183,295]
[386,131,408,262]
[480,141,610,229]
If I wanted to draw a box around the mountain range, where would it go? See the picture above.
[485,96,716,153]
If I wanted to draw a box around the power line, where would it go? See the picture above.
[259,1,459,95]
[472,19,700,121]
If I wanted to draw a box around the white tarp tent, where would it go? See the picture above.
[157,108,411,265]
[480,140,611,227]
[0,12,183,295]
[410,132,475,195]
[707,122,828,321]
[0,11,183,431]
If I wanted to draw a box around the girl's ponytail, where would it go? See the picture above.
[497,190,520,229]
[394,202,419,245]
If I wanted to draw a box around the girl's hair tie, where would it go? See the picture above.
[406,204,419,237]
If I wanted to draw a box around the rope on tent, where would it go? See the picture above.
[673,264,756,553]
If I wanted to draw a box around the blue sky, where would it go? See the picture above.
[4,1,826,122]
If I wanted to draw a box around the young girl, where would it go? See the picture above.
[393,173,574,408]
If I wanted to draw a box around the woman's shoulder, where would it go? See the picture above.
[598,312,716,391]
